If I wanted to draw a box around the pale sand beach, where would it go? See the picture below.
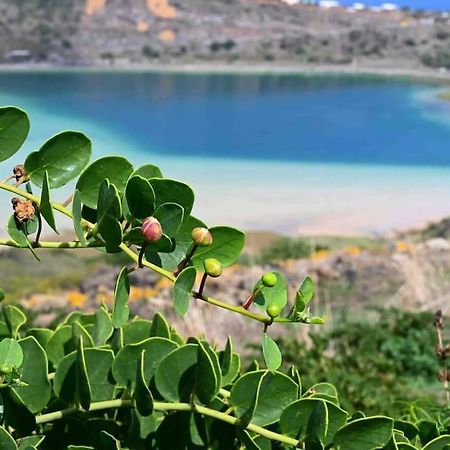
[2,62,450,84]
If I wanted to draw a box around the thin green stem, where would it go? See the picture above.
[34,399,300,447]
[0,239,103,249]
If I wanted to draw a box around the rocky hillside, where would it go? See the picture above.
[1,0,450,69]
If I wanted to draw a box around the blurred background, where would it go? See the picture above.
[1,0,450,415]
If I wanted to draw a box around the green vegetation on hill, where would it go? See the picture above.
[261,309,446,417]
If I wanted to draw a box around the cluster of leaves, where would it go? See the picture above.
[0,305,448,450]
[273,309,445,416]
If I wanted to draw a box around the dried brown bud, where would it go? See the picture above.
[434,310,444,330]
[438,369,447,383]
[141,217,163,242]
[13,165,29,183]
[11,198,35,223]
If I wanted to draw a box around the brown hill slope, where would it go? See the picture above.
[1,0,450,68]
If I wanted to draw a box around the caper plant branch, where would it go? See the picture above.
[0,181,292,325]
[0,239,103,249]
[34,399,301,447]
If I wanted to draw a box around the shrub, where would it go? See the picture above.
[0,105,448,448]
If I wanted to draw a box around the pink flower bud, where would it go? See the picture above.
[191,227,213,247]
[141,217,163,242]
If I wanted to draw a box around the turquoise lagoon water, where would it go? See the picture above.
[2,71,450,234]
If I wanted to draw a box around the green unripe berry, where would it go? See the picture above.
[191,227,213,247]
[204,258,223,278]
[266,303,282,319]
[262,272,277,288]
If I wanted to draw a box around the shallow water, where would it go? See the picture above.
[1,71,450,234]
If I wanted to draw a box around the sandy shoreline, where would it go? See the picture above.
[1,62,450,84]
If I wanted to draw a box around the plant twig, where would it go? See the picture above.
[34,400,301,447]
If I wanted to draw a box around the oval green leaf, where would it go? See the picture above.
[0,106,30,163]
[76,156,133,208]
[262,334,282,372]
[25,131,91,188]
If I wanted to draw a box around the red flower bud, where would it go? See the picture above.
[141,217,163,242]
[191,227,213,247]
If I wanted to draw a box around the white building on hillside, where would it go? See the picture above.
[319,0,340,9]
[353,3,365,10]
[380,3,399,11]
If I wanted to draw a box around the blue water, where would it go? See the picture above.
[1,71,450,167]
[2,70,450,234]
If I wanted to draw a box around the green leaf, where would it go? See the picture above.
[13,337,51,413]
[112,337,178,391]
[254,272,288,310]
[153,202,184,237]
[96,180,123,249]
[93,307,114,345]
[26,328,53,350]
[220,337,233,378]
[100,216,123,251]
[221,352,241,386]
[4,305,27,338]
[237,430,263,450]
[155,344,198,402]
[0,425,17,450]
[333,417,394,450]
[294,276,314,315]
[0,289,4,302]
[25,131,91,188]
[2,389,36,435]
[422,436,450,450]
[305,382,339,404]
[54,348,115,404]
[125,175,155,219]
[299,276,314,303]
[112,268,130,329]
[191,226,245,270]
[17,436,45,449]
[173,267,196,316]
[195,342,219,405]
[132,164,163,180]
[281,399,347,446]
[123,319,153,345]
[0,106,29,162]
[262,334,282,371]
[230,370,298,427]
[39,171,57,233]
[71,321,95,348]
[135,351,154,416]
[151,178,195,216]
[0,338,23,374]
[72,190,87,246]
[76,336,91,410]
[150,313,171,339]
[97,179,122,224]
[394,421,419,441]
[7,215,39,260]
[76,156,133,208]
[46,325,72,368]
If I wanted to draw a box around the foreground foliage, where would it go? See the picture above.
[0,105,448,448]
[0,307,448,449]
